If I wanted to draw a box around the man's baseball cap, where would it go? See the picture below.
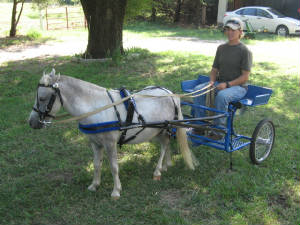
[224,17,243,30]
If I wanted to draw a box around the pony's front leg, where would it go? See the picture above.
[88,142,104,191]
[153,135,170,180]
[105,142,122,199]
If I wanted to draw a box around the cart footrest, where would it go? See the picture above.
[188,132,251,152]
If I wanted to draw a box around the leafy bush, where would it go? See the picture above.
[26,29,42,40]
[125,0,152,22]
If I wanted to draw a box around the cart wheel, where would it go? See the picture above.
[250,119,275,165]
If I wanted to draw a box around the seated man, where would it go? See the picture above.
[193,17,253,139]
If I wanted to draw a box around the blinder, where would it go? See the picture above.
[33,83,63,123]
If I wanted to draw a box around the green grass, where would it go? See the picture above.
[124,21,300,44]
[0,2,299,224]
[0,33,53,49]
[124,21,225,40]
[0,47,299,225]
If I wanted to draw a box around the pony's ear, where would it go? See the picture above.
[50,68,56,77]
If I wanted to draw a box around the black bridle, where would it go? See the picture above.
[33,83,64,123]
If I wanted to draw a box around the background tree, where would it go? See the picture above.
[9,0,25,37]
[80,0,128,59]
[150,0,216,26]
[9,0,78,37]
[125,0,152,22]
[174,0,184,23]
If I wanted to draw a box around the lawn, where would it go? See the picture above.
[0,46,299,225]
[0,2,300,225]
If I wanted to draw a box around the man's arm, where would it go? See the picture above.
[228,70,250,86]
[210,67,218,84]
[217,70,250,90]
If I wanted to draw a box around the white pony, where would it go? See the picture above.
[29,69,197,199]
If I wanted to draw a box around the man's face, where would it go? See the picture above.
[224,28,242,42]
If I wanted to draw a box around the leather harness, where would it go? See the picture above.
[34,83,178,148]
[79,86,178,147]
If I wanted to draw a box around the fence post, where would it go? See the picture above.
[39,8,43,30]
[201,5,206,25]
[46,8,48,30]
[66,7,69,29]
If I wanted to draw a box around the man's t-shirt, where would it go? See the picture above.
[212,42,253,83]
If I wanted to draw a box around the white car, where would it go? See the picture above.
[223,6,300,36]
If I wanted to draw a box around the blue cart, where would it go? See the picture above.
[181,75,275,167]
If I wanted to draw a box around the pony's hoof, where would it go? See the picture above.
[153,176,161,181]
[88,184,97,192]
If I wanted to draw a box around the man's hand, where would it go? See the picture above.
[216,82,227,90]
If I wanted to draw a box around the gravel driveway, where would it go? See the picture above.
[1,36,299,71]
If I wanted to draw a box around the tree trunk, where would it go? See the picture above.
[151,6,157,22]
[10,0,17,37]
[10,0,24,37]
[80,0,127,59]
[174,0,183,23]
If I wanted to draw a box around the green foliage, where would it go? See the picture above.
[26,10,40,19]
[31,0,57,9]
[125,0,152,22]
[26,28,42,40]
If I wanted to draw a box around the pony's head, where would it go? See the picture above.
[29,69,63,129]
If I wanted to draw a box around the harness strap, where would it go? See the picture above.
[119,88,146,123]
[53,84,214,124]
[106,90,122,125]
[34,83,64,121]
[156,86,178,135]
[118,87,146,147]
[78,121,120,134]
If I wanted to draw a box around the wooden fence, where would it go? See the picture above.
[45,6,86,30]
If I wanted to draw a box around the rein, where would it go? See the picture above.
[37,83,215,124]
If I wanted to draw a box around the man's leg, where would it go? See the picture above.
[193,82,210,118]
[214,86,247,127]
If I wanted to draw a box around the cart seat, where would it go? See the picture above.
[181,75,272,107]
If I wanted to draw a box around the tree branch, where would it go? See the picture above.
[15,0,25,27]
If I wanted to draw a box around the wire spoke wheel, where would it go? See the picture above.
[250,119,275,164]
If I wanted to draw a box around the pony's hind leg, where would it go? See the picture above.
[153,134,170,180]
[162,144,172,172]
[88,141,104,191]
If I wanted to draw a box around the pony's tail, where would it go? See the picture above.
[176,103,199,170]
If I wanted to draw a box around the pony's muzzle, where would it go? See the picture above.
[28,111,44,129]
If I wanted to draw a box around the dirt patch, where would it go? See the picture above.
[1,35,299,73]
[268,193,290,209]
[160,189,182,208]
[159,189,194,216]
